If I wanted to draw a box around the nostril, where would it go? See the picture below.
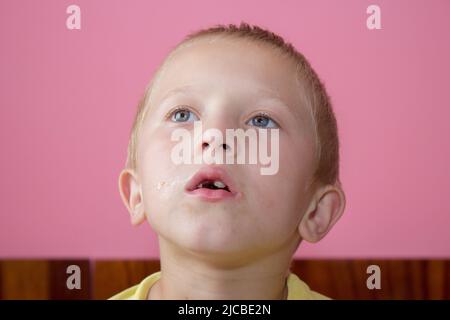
[202,142,231,151]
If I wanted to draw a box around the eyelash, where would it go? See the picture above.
[166,107,279,128]
[165,106,198,121]
[247,112,279,129]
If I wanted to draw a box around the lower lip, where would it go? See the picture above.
[186,188,237,202]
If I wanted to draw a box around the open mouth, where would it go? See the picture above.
[184,166,239,201]
[195,180,230,192]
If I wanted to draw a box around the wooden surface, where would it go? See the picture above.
[290,260,449,300]
[0,260,91,299]
[0,260,448,300]
[93,260,160,300]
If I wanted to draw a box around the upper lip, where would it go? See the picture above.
[184,166,238,195]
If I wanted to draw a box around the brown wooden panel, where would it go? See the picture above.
[291,260,450,300]
[426,260,449,299]
[93,260,160,300]
[0,260,91,300]
[1,259,449,299]
[48,260,91,300]
[1,261,49,299]
[0,260,2,300]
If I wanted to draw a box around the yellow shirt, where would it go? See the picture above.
[109,271,330,300]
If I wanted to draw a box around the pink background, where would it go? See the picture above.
[1,0,449,259]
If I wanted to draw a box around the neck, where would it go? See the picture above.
[148,235,300,300]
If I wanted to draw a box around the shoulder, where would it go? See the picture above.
[109,270,329,300]
[108,284,140,300]
[108,271,161,300]
[287,272,331,300]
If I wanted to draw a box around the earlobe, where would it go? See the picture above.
[118,169,146,226]
[298,185,346,243]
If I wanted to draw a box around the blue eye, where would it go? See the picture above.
[247,114,278,128]
[170,108,199,122]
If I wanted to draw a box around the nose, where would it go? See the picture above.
[194,119,236,164]
[202,141,231,151]
[201,129,234,155]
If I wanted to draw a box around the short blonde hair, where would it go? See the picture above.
[125,22,342,189]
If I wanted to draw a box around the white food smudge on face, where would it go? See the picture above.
[156,181,166,190]
[155,176,190,199]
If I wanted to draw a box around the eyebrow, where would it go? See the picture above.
[157,84,292,111]
[250,87,291,110]
[157,85,201,106]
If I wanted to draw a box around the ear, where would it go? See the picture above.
[118,168,146,226]
[298,184,346,243]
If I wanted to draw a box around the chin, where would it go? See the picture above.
[182,244,255,267]
[178,230,246,254]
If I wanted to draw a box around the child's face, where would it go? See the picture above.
[134,37,317,258]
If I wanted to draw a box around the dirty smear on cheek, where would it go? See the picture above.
[154,174,190,201]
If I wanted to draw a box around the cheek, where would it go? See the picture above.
[249,174,303,234]
[249,137,314,232]
[140,136,172,196]
[139,128,174,170]
[138,125,192,185]
[279,130,316,190]
[137,128,184,220]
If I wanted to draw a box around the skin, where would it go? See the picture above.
[118,36,346,300]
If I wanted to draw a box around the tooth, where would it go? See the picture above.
[213,181,226,189]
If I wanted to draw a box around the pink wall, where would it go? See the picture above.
[1,0,449,259]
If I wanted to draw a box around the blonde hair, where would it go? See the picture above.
[125,22,342,190]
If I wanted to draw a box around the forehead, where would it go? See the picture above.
[150,36,307,117]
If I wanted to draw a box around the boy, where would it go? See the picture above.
[111,22,346,300]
